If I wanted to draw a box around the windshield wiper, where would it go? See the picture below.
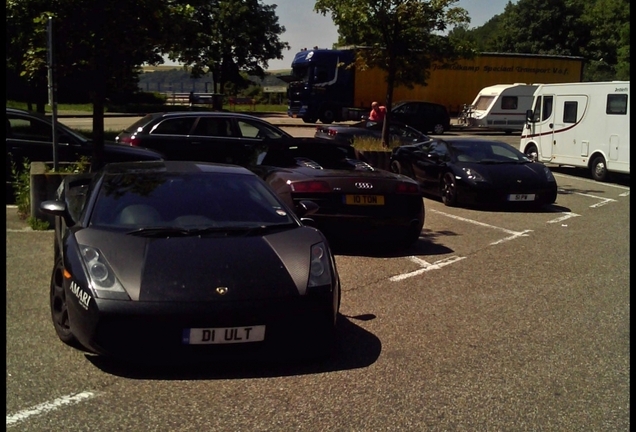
[126,226,195,237]
[126,223,297,238]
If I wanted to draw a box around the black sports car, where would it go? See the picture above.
[389,138,558,207]
[39,160,340,362]
[314,120,430,146]
[252,140,425,248]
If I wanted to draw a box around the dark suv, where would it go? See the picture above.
[6,108,162,201]
[115,111,319,165]
[390,101,451,135]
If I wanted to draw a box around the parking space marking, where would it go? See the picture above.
[619,191,629,197]
[390,256,466,281]
[6,392,96,427]
[562,190,618,208]
[552,172,630,190]
[430,209,533,245]
[547,212,581,224]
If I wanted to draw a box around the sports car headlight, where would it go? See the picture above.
[461,167,485,182]
[543,166,556,181]
[80,245,129,300]
[308,242,332,287]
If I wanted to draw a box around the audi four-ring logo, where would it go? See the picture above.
[355,182,373,189]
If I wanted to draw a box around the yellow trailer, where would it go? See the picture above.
[352,53,584,115]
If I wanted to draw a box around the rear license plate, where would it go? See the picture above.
[508,193,536,201]
[183,325,266,345]
[345,195,385,205]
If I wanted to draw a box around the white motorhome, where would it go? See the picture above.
[464,83,539,134]
[519,81,629,181]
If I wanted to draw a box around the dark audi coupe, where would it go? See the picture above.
[390,138,558,208]
[252,140,425,249]
[40,161,341,362]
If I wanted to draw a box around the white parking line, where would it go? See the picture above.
[390,256,466,281]
[6,392,96,427]
[570,191,618,208]
[553,173,630,190]
[429,209,533,245]
[547,212,581,224]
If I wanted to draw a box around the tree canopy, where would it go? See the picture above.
[6,0,290,168]
[163,0,290,105]
[447,0,630,81]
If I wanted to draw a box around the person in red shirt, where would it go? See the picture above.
[368,101,387,122]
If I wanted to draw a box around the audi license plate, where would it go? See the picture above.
[345,195,385,205]
[507,193,536,202]
[183,325,266,345]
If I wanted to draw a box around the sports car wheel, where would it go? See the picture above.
[50,257,78,346]
[441,172,458,207]
[433,123,445,135]
[590,155,609,182]
[390,160,414,178]
[524,144,538,162]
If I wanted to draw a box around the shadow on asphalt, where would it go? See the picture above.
[85,314,381,379]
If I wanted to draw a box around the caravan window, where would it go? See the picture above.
[563,102,578,123]
[606,94,628,115]
[474,96,495,110]
[501,96,518,110]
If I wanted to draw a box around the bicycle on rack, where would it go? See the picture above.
[457,104,475,126]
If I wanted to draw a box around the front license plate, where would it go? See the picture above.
[508,193,536,202]
[183,325,266,345]
[345,195,385,205]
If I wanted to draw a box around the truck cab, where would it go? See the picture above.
[286,49,358,124]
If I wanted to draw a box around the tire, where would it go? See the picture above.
[319,107,336,124]
[432,123,445,135]
[400,223,423,249]
[390,159,414,178]
[440,172,458,206]
[302,116,317,124]
[50,257,79,346]
[590,155,609,182]
[524,144,539,162]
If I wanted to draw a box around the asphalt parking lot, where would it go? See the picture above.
[6,159,630,430]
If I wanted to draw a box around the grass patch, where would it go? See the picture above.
[352,136,401,151]
[10,156,90,230]
[7,100,287,115]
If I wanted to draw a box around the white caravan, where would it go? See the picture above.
[519,81,630,181]
[465,83,539,134]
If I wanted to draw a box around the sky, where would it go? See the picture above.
[163,0,516,70]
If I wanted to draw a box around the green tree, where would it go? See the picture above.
[6,0,183,169]
[579,0,630,81]
[164,0,290,108]
[465,0,630,81]
[314,0,473,146]
[489,0,588,56]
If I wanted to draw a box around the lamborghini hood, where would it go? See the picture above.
[74,226,325,301]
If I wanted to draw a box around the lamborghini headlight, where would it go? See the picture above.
[462,167,486,182]
[308,242,332,287]
[80,245,129,300]
[543,166,556,182]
